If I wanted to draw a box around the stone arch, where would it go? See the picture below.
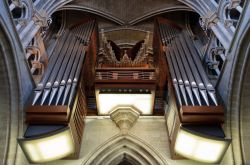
[0,1,34,164]
[109,153,141,165]
[58,6,125,25]
[128,6,193,25]
[227,3,250,164]
[82,134,168,165]
[238,44,250,164]
[59,6,194,26]
[21,0,34,20]
[10,0,33,20]
[0,16,21,165]
[177,0,205,16]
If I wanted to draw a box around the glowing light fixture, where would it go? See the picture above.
[18,127,74,163]
[174,126,230,163]
[96,92,154,115]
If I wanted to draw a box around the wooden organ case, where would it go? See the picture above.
[94,29,165,116]
[22,19,98,160]
[154,17,229,161]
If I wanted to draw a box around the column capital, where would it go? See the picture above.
[228,0,241,9]
[12,0,23,8]
[200,11,219,30]
[32,9,49,27]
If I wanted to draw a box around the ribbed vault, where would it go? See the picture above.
[82,134,168,165]
[58,0,192,25]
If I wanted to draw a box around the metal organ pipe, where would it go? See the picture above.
[31,21,95,108]
[49,26,85,105]
[159,22,219,107]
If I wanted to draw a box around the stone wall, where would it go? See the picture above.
[47,117,204,165]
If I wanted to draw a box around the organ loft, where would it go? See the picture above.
[0,0,250,165]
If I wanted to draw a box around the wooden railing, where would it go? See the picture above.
[95,68,156,81]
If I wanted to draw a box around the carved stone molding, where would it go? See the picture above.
[200,11,219,30]
[12,0,23,8]
[229,0,241,9]
[32,9,49,27]
[110,107,140,134]
[224,19,235,27]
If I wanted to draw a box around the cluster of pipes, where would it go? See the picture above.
[158,23,218,106]
[32,20,95,107]
[98,29,153,65]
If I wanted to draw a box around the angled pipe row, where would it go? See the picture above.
[32,20,95,106]
[158,23,218,106]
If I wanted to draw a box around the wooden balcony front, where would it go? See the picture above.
[95,68,156,84]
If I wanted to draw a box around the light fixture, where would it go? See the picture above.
[174,126,231,163]
[96,92,154,115]
[18,126,75,163]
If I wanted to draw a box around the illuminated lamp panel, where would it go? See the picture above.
[96,88,155,115]
[174,126,231,164]
[18,126,74,163]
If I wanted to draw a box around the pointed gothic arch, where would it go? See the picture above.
[82,134,169,165]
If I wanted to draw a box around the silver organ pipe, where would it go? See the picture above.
[158,22,219,107]
[31,20,95,107]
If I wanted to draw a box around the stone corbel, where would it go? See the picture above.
[32,9,49,27]
[201,12,219,29]
[206,47,225,70]
[110,107,140,134]
[228,0,241,9]
[12,0,23,8]
[224,19,235,28]
[16,18,28,26]
[211,46,225,55]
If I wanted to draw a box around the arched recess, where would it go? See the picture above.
[82,134,168,165]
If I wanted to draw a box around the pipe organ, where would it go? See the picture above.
[18,19,98,163]
[95,30,160,116]
[154,18,230,163]
[17,15,231,164]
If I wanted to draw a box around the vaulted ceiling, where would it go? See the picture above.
[61,0,192,25]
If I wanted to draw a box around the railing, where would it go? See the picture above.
[95,69,156,81]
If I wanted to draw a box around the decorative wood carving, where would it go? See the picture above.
[97,29,153,67]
